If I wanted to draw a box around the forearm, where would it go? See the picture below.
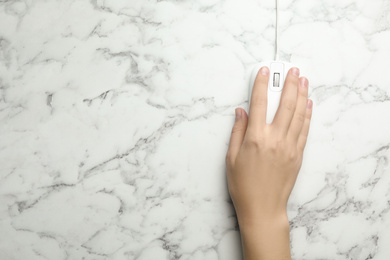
[238,214,291,260]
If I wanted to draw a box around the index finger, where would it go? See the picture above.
[248,66,269,132]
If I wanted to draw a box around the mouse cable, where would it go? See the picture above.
[274,0,279,60]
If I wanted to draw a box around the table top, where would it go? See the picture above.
[0,0,389,259]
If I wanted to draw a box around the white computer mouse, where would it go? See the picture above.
[248,61,294,124]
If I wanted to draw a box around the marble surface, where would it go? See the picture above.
[1,0,390,259]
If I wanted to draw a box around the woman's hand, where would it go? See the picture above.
[226,66,313,260]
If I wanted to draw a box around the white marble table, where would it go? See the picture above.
[1,0,390,259]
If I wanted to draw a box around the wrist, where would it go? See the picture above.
[238,213,291,260]
[239,213,290,234]
[237,208,289,228]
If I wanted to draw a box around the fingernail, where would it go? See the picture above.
[300,77,308,88]
[235,108,241,120]
[260,66,269,76]
[307,99,313,109]
[291,67,300,77]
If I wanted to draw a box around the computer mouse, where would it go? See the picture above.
[248,61,294,124]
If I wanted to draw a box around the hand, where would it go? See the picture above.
[226,66,313,259]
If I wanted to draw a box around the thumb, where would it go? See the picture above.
[226,108,248,167]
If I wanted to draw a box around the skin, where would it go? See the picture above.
[226,66,313,260]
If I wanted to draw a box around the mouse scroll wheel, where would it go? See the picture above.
[273,73,280,88]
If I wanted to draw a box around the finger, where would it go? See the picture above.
[287,77,309,142]
[226,108,249,167]
[297,99,313,152]
[248,66,269,131]
[272,67,300,135]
